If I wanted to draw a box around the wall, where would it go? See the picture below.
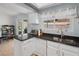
[39,3,79,37]
[0,14,14,37]
[0,14,13,25]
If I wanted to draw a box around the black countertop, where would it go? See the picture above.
[14,33,79,47]
[14,34,33,41]
[29,33,79,47]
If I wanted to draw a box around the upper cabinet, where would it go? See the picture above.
[28,12,39,24]
[41,5,79,20]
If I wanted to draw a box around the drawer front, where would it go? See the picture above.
[47,41,60,48]
[60,44,79,54]
[47,46,59,56]
[22,39,34,46]
[62,50,79,56]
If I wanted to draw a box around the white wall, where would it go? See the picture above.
[39,3,79,37]
[0,14,14,37]
[0,14,13,25]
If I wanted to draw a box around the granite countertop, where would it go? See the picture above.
[29,33,79,47]
[14,33,79,47]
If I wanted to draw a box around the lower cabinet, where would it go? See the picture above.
[22,42,34,56]
[61,50,78,56]
[60,44,79,56]
[14,39,23,56]
[14,38,79,56]
[34,38,46,56]
[47,46,59,56]
[22,38,46,56]
[47,41,79,56]
[47,41,60,56]
[22,38,35,56]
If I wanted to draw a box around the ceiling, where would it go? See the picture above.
[0,3,61,16]
[24,3,58,12]
[0,3,34,16]
[32,3,53,9]
[29,3,61,11]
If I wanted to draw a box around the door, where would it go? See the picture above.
[47,46,59,56]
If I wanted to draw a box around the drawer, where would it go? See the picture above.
[47,41,60,48]
[60,44,79,53]
[22,39,34,46]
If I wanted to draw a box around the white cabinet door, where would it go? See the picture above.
[60,43,79,56]
[62,50,78,56]
[47,46,59,56]
[47,41,60,56]
[35,38,46,56]
[22,38,35,56]
[22,42,34,56]
[14,39,23,56]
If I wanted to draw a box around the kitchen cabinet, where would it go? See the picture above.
[28,12,39,24]
[22,37,46,56]
[61,50,78,56]
[22,42,34,56]
[34,38,46,56]
[14,38,35,56]
[55,6,79,19]
[14,37,79,56]
[22,38,35,56]
[47,46,59,56]
[47,41,60,56]
[14,39,23,56]
[61,43,79,56]
[47,40,79,56]
[60,44,79,56]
